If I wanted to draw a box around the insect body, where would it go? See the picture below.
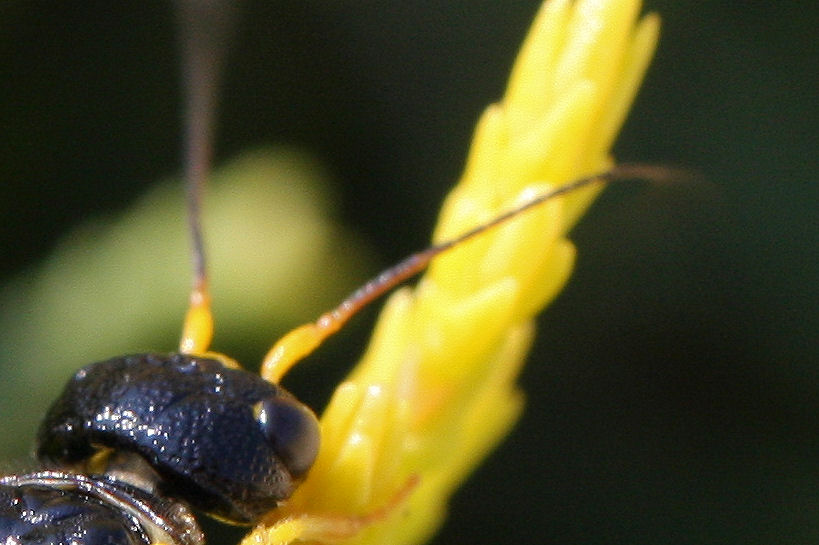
[37,353,320,523]
[1,353,320,544]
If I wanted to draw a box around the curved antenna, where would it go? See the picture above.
[176,0,238,354]
[261,163,685,383]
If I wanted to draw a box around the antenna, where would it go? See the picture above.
[260,163,685,383]
[176,0,237,354]
[168,4,686,381]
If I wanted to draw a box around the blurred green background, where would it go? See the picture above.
[0,1,816,544]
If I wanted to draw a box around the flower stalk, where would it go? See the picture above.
[245,1,660,543]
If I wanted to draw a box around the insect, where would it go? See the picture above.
[1,1,668,544]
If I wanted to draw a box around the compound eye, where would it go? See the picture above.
[256,396,320,478]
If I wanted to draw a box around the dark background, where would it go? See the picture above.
[0,1,816,544]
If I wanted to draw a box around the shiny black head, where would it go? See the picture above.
[36,353,320,524]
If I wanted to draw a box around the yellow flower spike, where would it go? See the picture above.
[245,0,659,544]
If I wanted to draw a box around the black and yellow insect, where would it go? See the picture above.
[0,1,665,544]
